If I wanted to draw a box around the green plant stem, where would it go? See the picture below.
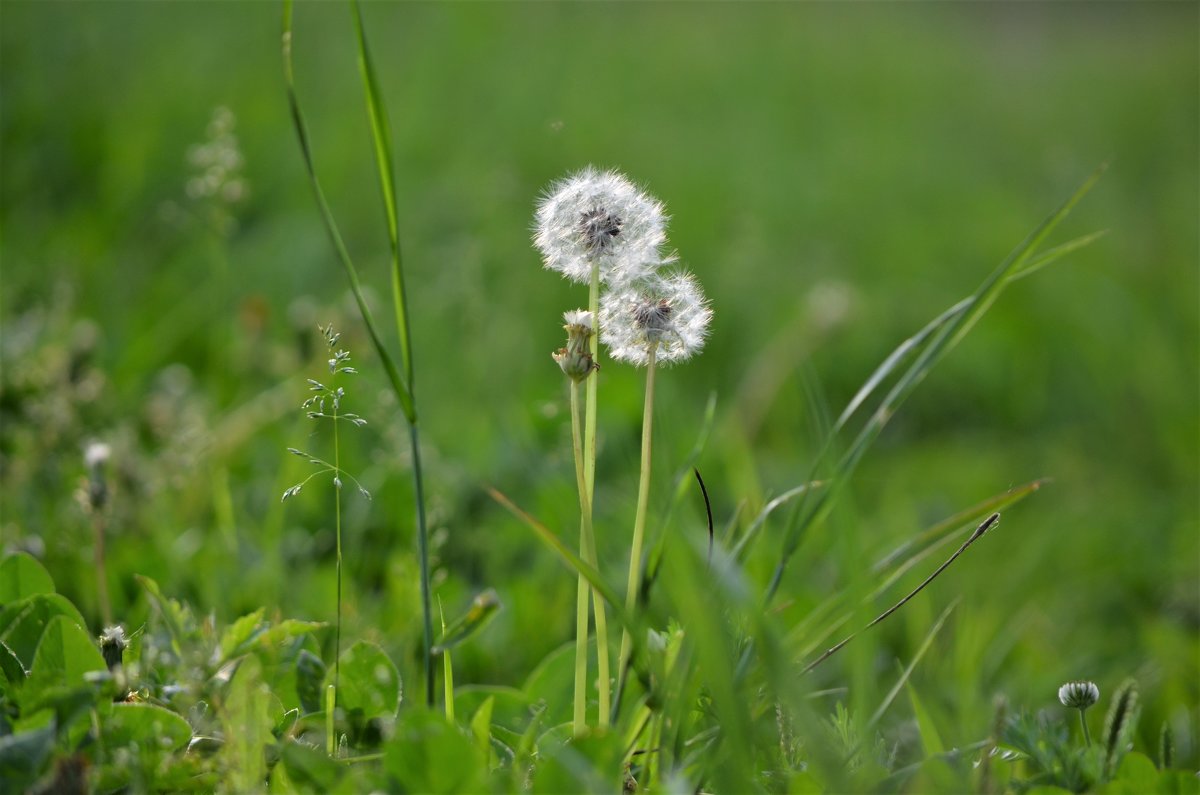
[92,515,113,627]
[333,404,342,698]
[410,422,435,707]
[1079,709,1092,747]
[570,379,611,735]
[618,346,658,680]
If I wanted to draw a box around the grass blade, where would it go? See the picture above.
[349,0,414,387]
[284,0,435,707]
[280,1,414,422]
[766,164,1106,606]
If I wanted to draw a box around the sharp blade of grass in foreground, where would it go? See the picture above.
[763,164,1107,607]
[282,0,437,706]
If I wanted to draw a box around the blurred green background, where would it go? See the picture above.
[2,0,1197,770]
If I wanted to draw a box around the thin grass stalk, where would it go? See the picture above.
[348,0,435,708]
[800,513,1000,674]
[333,402,343,699]
[618,346,658,684]
[283,0,435,706]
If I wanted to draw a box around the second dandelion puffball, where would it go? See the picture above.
[599,271,712,367]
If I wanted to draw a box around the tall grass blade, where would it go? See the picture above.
[280,1,413,422]
[765,165,1106,605]
[349,0,414,385]
[283,0,435,706]
[867,599,959,729]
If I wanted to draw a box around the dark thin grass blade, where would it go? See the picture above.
[280,1,415,422]
[787,481,1043,655]
[767,165,1106,603]
[645,391,719,588]
[349,0,415,387]
[799,513,1000,674]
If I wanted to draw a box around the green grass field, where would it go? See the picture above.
[2,2,1197,791]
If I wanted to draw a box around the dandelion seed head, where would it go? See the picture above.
[1059,681,1100,710]
[562,309,594,331]
[533,167,672,285]
[600,271,712,367]
[84,441,111,470]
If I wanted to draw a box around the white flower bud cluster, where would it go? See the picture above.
[1058,681,1100,710]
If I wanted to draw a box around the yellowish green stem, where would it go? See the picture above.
[571,380,611,733]
[618,346,658,685]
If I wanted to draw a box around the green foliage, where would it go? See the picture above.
[1,1,1196,792]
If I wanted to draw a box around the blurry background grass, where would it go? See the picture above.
[2,0,1196,771]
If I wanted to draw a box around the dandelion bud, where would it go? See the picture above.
[553,310,597,382]
[1058,681,1100,710]
[99,625,128,671]
[84,441,111,511]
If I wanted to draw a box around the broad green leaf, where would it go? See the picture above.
[0,594,88,667]
[280,739,344,791]
[0,553,55,604]
[0,639,25,683]
[0,724,55,792]
[531,729,624,795]
[470,695,494,761]
[906,682,946,755]
[248,619,324,654]
[325,640,401,722]
[29,615,106,691]
[383,709,482,794]
[101,703,193,752]
[219,608,265,661]
[295,649,326,715]
[222,655,273,793]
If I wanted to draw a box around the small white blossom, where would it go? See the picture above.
[600,271,712,367]
[562,309,594,331]
[85,442,111,470]
[533,167,672,286]
[1058,681,1100,710]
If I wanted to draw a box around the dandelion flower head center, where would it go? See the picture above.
[579,207,623,253]
[633,297,674,341]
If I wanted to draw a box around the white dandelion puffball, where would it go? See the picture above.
[533,167,671,285]
[1058,681,1100,710]
[600,271,712,367]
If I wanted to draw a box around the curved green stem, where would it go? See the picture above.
[618,347,658,681]
[1079,709,1092,747]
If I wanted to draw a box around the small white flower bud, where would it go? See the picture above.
[553,309,598,382]
[1058,681,1100,710]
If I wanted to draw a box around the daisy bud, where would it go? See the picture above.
[1058,681,1100,710]
[552,310,598,382]
[534,167,672,286]
[99,625,128,671]
[599,271,712,367]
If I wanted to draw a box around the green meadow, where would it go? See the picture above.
[1,2,1196,791]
